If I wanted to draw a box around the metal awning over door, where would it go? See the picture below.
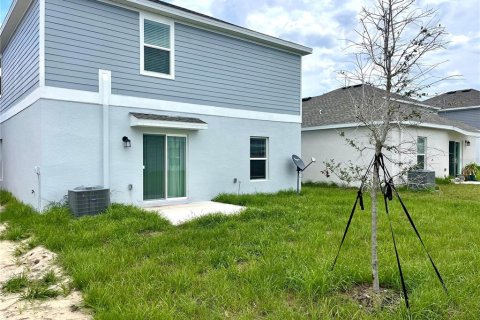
[130,112,208,130]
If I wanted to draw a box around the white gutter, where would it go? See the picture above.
[403,121,480,137]
[302,121,480,137]
[438,105,480,112]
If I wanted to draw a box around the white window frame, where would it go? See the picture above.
[417,136,427,169]
[250,137,268,181]
[139,12,175,80]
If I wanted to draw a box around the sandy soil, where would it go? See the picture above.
[0,222,92,319]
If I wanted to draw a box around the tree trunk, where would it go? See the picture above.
[371,152,380,293]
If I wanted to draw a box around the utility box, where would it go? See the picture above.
[407,170,435,190]
[68,186,110,217]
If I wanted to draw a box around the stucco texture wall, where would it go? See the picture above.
[0,101,42,209]
[109,106,300,205]
[301,126,478,184]
[10,100,300,208]
[301,127,396,185]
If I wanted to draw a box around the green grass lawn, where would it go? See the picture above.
[0,184,479,319]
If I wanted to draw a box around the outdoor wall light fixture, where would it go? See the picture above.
[465,140,470,147]
[122,136,131,148]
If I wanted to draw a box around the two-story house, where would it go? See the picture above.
[0,0,312,210]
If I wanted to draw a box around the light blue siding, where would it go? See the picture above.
[0,0,39,111]
[439,109,480,129]
[44,0,301,115]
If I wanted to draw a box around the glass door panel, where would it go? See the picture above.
[143,135,166,200]
[448,141,460,176]
[167,136,186,198]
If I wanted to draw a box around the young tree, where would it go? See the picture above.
[341,0,448,293]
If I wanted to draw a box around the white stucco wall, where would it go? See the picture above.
[0,101,43,209]
[301,127,398,185]
[476,137,480,163]
[405,126,477,177]
[1,99,301,209]
[106,103,300,206]
[301,125,478,185]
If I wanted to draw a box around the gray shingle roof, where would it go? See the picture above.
[424,89,480,109]
[130,112,207,124]
[302,84,479,134]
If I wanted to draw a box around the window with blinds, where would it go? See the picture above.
[141,15,174,78]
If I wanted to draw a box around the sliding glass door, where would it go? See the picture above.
[448,141,460,177]
[143,135,186,200]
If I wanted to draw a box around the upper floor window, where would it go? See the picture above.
[140,14,174,79]
[417,136,427,169]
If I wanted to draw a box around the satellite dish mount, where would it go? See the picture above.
[291,154,316,194]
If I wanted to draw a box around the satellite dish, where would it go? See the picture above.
[292,154,306,171]
[291,154,317,194]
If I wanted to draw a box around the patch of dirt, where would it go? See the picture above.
[0,223,92,319]
[344,283,400,312]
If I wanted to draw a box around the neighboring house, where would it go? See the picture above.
[424,89,480,164]
[301,85,480,184]
[0,0,312,210]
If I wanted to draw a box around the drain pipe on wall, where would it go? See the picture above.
[34,166,41,211]
[99,70,112,188]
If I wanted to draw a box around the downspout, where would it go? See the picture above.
[34,166,41,211]
[99,70,111,188]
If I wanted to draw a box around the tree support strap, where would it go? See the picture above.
[383,183,410,309]
[330,158,374,271]
[376,153,448,295]
[330,153,448,309]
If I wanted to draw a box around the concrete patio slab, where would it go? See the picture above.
[146,201,245,225]
[453,181,480,185]
[459,181,480,185]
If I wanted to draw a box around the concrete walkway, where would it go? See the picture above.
[146,201,245,225]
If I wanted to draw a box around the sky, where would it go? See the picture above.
[1,0,479,98]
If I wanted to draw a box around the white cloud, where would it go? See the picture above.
[450,34,470,46]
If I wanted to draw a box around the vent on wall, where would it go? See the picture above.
[68,186,110,217]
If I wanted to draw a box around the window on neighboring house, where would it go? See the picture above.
[141,15,174,79]
[417,136,427,169]
[250,137,268,180]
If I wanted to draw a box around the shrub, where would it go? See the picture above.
[436,177,453,185]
